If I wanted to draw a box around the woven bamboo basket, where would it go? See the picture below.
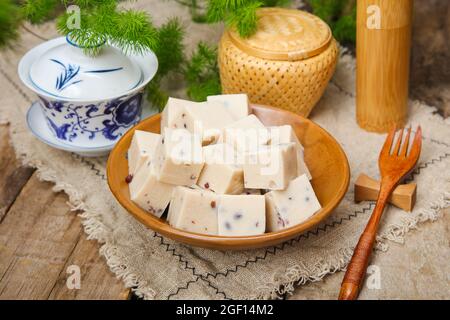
[218,8,339,117]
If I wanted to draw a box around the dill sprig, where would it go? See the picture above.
[205,0,290,38]
[184,42,221,101]
[204,0,356,41]
[206,0,261,38]
[17,1,160,56]
[147,18,186,111]
[154,18,185,77]
[56,1,158,56]
[22,0,60,24]
[224,1,261,38]
[308,0,356,44]
[177,0,208,23]
[0,0,22,48]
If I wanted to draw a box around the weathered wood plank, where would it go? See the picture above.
[0,174,80,299]
[0,172,128,299]
[0,125,35,222]
[48,231,130,300]
[0,174,82,299]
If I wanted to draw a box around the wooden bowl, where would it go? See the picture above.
[107,104,350,250]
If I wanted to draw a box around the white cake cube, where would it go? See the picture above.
[154,128,204,186]
[269,125,311,179]
[129,161,174,217]
[161,97,236,145]
[128,130,160,175]
[265,174,321,232]
[296,149,312,180]
[207,93,249,120]
[186,101,236,145]
[161,97,198,130]
[197,143,244,194]
[241,189,262,195]
[223,114,270,152]
[217,195,265,236]
[243,143,297,190]
[167,186,218,235]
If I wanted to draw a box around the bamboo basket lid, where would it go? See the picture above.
[227,8,332,62]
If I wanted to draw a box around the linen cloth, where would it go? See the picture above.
[0,0,448,299]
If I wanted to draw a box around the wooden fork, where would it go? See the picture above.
[338,126,422,300]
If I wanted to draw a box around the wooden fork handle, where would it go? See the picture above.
[339,230,377,299]
[339,190,391,300]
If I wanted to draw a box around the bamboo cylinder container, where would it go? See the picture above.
[218,8,339,117]
[356,0,413,132]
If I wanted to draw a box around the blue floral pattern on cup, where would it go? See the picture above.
[38,92,143,144]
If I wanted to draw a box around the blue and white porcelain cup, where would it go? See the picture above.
[36,92,143,145]
[18,35,158,147]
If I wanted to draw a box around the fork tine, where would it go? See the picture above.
[408,126,422,161]
[380,126,397,158]
[399,127,412,157]
[392,128,404,155]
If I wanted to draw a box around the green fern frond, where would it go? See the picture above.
[0,0,22,48]
[154,18,185,77]
[22,0,60,24]
[308,0,356,44]
[147,18,186,111]
[105,10,159,55]
[333,8,356,43]
[261,0,290,6]
[225,1,261,38]
[57,2,158,55]
[184,42,221,101]
[207,0,248,16]
[206,0,227,22]
[206,0,288,38]
[186,77,221,102]
[62,0,117,7]
[308,0,345,23]
[146,80,170,112]
[184,42,217,82]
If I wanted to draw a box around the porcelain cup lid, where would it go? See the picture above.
[29,35,143,100]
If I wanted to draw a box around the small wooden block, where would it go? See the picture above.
[354,173,416,212]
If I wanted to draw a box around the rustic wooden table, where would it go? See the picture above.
[0,125,130,299]
[0,0,448,300]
